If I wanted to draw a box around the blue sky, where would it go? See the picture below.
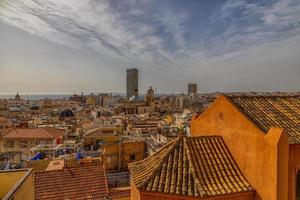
[0,0,299,94]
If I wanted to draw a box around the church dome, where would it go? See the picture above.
[60,109,75,118]
[146,86,155,105]
[147,86,154,96]
[15,93,20,99]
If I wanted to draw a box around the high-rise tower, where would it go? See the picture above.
[188,83,197,95]
[126,68,138,98]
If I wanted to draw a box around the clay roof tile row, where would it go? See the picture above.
[34,164,109,200]
[229,95,300,144]
[0,128,64,139]
[129,136,254,198]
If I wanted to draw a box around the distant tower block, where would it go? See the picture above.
[126,68,139,98]
[188,83,197,95]
[146,86,155,106]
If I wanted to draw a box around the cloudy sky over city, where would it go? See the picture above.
[0,0,300,94]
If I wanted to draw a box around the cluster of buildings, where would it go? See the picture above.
[1,68,299,200]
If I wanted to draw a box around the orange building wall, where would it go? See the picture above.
[289,145,300,200]
[130,178,140,200]
[190,95,289,200]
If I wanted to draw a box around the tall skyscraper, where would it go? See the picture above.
[188,83,197,95]
[126,68,138,98]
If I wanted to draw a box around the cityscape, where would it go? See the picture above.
[0,1,300,200]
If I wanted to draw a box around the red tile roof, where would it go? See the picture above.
[0,128,63,139]
[129,136,253,198]
[41,127,64,138]
[0,117,11,125]
[0,129,12,137]
[35,164,109,200]
[229,95,300,144]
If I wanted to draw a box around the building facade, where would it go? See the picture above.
[126,68,138,99]
[86,94,96,105]
[102,141,146,171]
[190,94,295,200]
[129,136,254,200]
[188,83,197,95]
[0,128,64,160]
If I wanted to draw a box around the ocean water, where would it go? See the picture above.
[0,92,173,100]
[0,94,71,100]
[0,93,129,100]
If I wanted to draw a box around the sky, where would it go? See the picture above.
[0,0,300,94]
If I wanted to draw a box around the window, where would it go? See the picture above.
[4,140,14,148]
[297,171,300,200]
[130,154,136,161]
[19,141,28,148]
[218,112,224,120]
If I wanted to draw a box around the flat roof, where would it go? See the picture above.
[0,168,33,200]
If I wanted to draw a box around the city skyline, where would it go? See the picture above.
[0,0,300,94]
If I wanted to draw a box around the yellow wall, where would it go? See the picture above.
[0,171,25,198]
[121,142,146,170]
[164,115,173,125]
[103,142,146,171]
[84,134,119,145]
[0,138,53,157]
[27,159,52,171]
[191,95,289,200]
[11,170,34,200]
[102,143,120,170]
[86,96,96,105]
[0,169,34,200]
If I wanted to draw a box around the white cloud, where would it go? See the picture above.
[0,0,188,66]
[0,0,300,93]
[208,0,300,55]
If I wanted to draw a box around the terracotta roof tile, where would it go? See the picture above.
[129,136,253,198]
[0,117,11,124]
[41,127,64,138]
[109,187,130,199]
[34,164,109,200]
[229,95,300,144]
[0,128,63,139]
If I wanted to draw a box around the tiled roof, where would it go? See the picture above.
[109,187,131,199]
[0,128,63,139]
[0,117,11,124]
[42,127,64,138]
[35,164,109,200]
[0,129,12,137]
[129,136,253,198]
[229,95,300,144]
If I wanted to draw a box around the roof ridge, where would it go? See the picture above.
[128,136,178,167]
[0,128,14,138]
[40,128,55,138]
[183,137,206,198]
[140,138,180,188]
[129,137,181,189]
[83,127,102,137]
[230,95,300,98]
[35,163,105,174]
